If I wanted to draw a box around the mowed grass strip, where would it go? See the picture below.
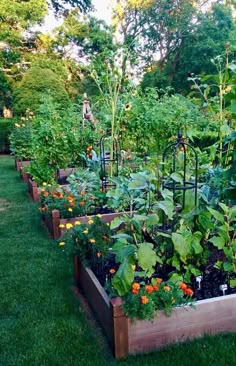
[0,156,235,366]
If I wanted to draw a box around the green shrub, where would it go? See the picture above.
[13,67,71,114]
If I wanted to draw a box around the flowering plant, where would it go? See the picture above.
[122,279,194,320]
[39,183,105,219]
[58,216,112,271]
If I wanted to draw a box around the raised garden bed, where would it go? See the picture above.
[74,257,236,359]
[43,210,125,240]
[57,167,76,184]
[15,158,31,172]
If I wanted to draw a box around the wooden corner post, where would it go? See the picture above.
[110,297,128,359]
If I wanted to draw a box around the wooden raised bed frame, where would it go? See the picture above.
[43,210,125,240]
[74,257,236,359]
[15,158,31,172]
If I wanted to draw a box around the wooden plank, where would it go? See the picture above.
[128,295,236,338]
[128,294,236,354]
[76,259,114,344]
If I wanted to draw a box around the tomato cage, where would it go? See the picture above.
[99,134,120,191]
[162,130,198,211]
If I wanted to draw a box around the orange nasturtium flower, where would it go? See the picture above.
[79,201,85,206]
[97,252,102,258]
[140,296,149,305]
[132,283,140,291]
[156,278,163,284]
[184,288,194,297]
[153,285,159,292]
[145,285,154,294]
[179,282,188,291]
[109,268,116,274]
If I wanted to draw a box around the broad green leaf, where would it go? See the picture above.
[207,207,224,223]
[112,234,133,241]
[112,239,127,252]
[137,242,157,276]
[157,199,174,220]
[112,259,134,296]
[218,202,229,215]
[217,225,230,243]
[191,231,203,254]
[115,245,136,263]
[229,207,236,222]
[168,273,183,284]
[133,214,148,222]
[223,262,234,272]
[172,233,191,258]
[209,235,227,249]
[230,279,236,288]
[170,172,183,183]
[110,216,125,230]
[146,213,159,226]
[171,255,181,270]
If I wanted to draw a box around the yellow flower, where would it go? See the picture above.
[89,239,96,244]
[59,224,65,228]
[15,123,20,127]
[125,103,131,111]
[59,241,65,246]
[88,219,94,225]
[106,223,110,226]
[75,221,81,226]
[42,182,47,186]
[132,265,136,271]
[68,208,73,212]
[66,223,73,229]
[96,214,102,218]
[48,184,51,187]
[83,229,88,234]
[21,123,25,127]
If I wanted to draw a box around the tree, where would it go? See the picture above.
[141,2,236,93]
[49,0,92,13]
[13,67,71,114]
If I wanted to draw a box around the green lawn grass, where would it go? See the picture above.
[0,155,235,366]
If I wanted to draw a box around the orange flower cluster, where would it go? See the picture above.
[86,145,93,158]
[179,282,194,296]
[140,296,148,305]
[131,282,140,295]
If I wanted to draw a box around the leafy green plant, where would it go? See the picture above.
[9,116,34,160]
[207,203,236,284]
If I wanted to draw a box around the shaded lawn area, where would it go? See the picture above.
[0,155,235,366]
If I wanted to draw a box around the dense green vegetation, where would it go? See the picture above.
[1,155,236,365]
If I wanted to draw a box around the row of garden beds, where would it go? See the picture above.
[16,157,236,359]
